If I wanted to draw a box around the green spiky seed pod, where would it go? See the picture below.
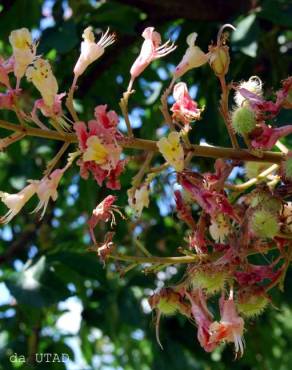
[157,298,180,316]
[191,270,227,295]
[244,161,269,179]
[284,157,292,179]
[250,192,282,215]
[237,294,269,317]
[251,209,279,238]
[232,106,256,134]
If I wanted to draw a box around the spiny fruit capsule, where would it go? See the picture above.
[232,106,256,135]
[191,269,227,295]
[284,157,292,179]
[236,294,269,317]
[250,209,279,238]
[249,192,282,215]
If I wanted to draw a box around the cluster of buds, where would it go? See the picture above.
[0,22,291,359]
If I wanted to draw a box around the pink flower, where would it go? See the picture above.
[188,214,208,254]
[238,87,279,118]
[89,231,115,264]
[235,264,278,286]
[74,105,125,189]
[32,93,66,118]
[179,173,239,222]
[250,123,292,150]
[0,57,14,88]
[88,195,120,244]
[171,82,202,126]
[130,27,176,80]
[204,159,233,191]
[94,104,119,129]
[174,190,195,228]
[209,295,244,356]
[0,90,17,110]
[185,290,218,352]
[32,169,64,219]
[237,77,292,119]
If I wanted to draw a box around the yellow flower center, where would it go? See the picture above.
[83,136,109,164]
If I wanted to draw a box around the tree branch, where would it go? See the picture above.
[0,119,286,164]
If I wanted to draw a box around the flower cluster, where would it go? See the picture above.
[74,105,124,189]
[0,22,291,359]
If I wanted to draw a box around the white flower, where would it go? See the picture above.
[74,27,115,77]
[26,59,58,107]
[157,131,184,172]
[9,28,36,82]
[234,76,263,107]
[174,33,209,79]
[209,214,230,243]
[0,183,37,224]
[32,169,64,219]
[128,184,150,217]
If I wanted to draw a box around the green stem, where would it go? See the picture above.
[225,163,279,191]
[44,142,71,176]
[131,151,154,187]
[66,75,79,122]
[108,253,207,265]
[219,76,239,148]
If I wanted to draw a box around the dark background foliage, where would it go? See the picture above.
[0,0,292,369]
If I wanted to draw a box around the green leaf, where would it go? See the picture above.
[5,256,71,308]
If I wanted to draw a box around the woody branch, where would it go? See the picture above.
[0,119,286,164]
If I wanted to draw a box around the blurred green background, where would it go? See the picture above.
[0,0,292,369]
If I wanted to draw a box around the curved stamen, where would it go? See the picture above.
[217,23,236,45]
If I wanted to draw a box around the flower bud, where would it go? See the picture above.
[250,209,279,238]
[231,106,256,135]
[236,294,269,317]
[209,45,230,76]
